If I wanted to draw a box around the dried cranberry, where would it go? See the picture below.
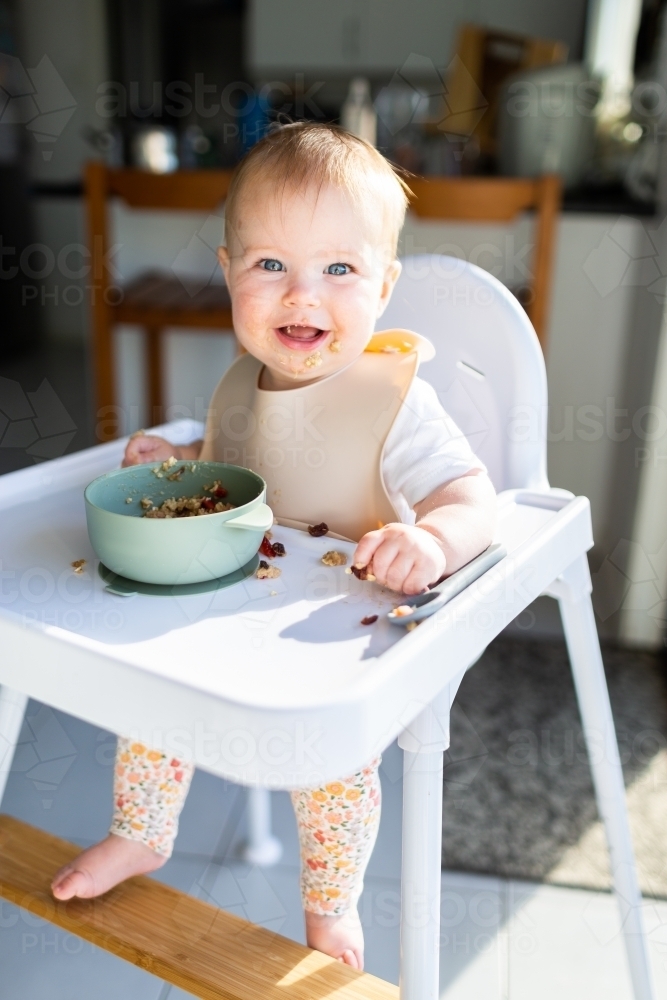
[360,614,378,626]
[350,564,375,581]
[272,542,286,556]
[308,522,329,537]
[201,498,216,510]
[259,536,275,558]
[214,486,228,498]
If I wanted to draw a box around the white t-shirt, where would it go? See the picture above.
[382,375,486,524]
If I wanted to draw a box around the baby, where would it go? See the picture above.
[51,123,496,969]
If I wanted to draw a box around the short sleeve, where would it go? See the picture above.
[382,376,486,522]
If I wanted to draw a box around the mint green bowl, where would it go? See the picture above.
[84,461,273,585]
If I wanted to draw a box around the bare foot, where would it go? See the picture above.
[305,907,364,970]
[51,834,166,900]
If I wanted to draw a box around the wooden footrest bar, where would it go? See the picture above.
[0,815,397,1000]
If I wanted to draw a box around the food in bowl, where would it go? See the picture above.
[143,494,235,518]
[85,461,273,585]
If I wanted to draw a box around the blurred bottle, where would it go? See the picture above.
[341,78,376,146]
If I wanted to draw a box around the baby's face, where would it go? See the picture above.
[218,181,400,389]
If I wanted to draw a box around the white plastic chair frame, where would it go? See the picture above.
[379,255,654,1000]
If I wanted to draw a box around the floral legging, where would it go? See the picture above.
[111,738,381,916]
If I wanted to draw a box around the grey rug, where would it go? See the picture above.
[442,637,667,898]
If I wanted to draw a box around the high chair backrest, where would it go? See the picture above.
[379,254,549,493]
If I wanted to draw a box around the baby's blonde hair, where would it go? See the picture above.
[224,121,412,256]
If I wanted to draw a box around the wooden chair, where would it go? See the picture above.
[85,163,235,441]
[443,24,567,155]
[407,175,562,351]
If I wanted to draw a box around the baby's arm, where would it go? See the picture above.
[352,469,496,595]
[122,433,202,467]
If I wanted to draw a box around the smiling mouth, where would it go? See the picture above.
[275,325,329,351]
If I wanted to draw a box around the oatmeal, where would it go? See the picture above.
[256,560,281,579]
[321,550,347,567]
[71,559,86,574]
[143,494,234,518]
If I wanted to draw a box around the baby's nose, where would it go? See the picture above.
[283,278,320,308]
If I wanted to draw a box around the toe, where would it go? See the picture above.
[52,869,93,900]
[52,871,77,900]
[341,949,360,969]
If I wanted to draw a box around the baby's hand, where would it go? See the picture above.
[353,523,446,595]
[122,434,178,468]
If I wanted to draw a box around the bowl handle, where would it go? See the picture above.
[224,502,273,532]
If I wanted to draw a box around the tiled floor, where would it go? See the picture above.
[2,705,667,999]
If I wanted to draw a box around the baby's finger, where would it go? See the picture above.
[366,537,401,584]
[380,552,416,593]
[352,529,385,569]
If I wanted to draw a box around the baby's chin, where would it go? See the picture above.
[259,344,355,388]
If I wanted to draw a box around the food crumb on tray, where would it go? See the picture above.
[125,497,133,504]
[71,559,86,573]
[260,535,286,558]
[360,614,378,626]
[308,522,329,537]
[321,550,347,566]
[256,560,281,579]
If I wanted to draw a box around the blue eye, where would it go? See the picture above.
[260,259,284,272]
[326,263,350,275]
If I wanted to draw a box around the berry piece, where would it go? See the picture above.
[308,522,329,537]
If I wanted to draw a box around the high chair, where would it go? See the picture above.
[0,256,655,999]
[379,254,655,999]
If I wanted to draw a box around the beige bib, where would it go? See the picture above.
[200,330,433,542]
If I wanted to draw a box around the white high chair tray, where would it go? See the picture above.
[0,421,592,787]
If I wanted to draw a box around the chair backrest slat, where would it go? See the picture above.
[106,168,234,210]
[407,176,562,351]
[409,177,539,222]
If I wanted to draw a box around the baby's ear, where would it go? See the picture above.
[217,245,231,282]
[377,259,402,317]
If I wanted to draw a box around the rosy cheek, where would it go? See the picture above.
[233,293,268,336]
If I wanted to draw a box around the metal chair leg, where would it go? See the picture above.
[0,686,28,807]
[550,555,656,1000]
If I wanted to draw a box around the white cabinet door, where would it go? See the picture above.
[365,0,474,72]
[248,0,371,72]
[247,0,586,75]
